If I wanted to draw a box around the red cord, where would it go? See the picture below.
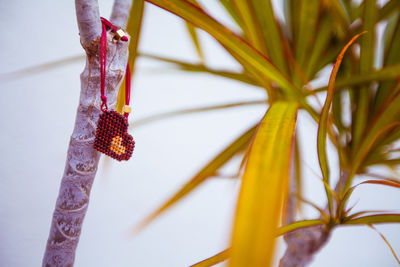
[100,21,108,111]
[124,63,131,118]
[100,17,129,41]
[99,17,131,115]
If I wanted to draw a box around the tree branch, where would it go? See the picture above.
[75,0,102,52]
[110,0,133,29]
[42,1,130,266]
[279,171,350,267]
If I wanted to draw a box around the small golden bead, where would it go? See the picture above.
[115,29,126,40]
[124,106,131,114]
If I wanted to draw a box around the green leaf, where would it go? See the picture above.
[230,102,298,267]
[184,0,204,62]
[360,179,400,189]
[338,179,400,220]
[343,214,400,225]
[140,53,260,86]
[305,14,334,80]
[283,0,300,43]
[352,0,376,153]
[144,0,313,114]
[374,13,400,110]
[134,125,257,232]
[116,0,145,113]
[277,219,326,235]
[293,136,303,215]
[191,219,324,267]
[379,0,400,21]
[354,0,400,22]
[323,0,350,38]
[295,0,320,72]
[229,1,267,54]
[312,64,400,94]
[250,0,289,74]
[186,22,204,63]
[190,249,231,267]
[367,224,400,264]
[0,55,85,80]
[218,0,245,31]
[133,100,266,127]
[317,32,366,214]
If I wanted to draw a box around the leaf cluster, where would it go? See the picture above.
[129,1,400,265]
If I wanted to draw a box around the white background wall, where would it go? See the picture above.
[0,0,399,266]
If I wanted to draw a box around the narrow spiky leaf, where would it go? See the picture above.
[134,125,257,231]
[192,219,324,267]
[116,0,145,113]
[230,102,298,267]
[344,214,400,224]
[317,32,366,213]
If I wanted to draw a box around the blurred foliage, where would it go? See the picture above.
[134,1,400,265]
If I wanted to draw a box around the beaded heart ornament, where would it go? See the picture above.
[93,17,135,161]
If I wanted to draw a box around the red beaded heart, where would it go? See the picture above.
[94,111,134,161]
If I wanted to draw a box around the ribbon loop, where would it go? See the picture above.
[99,17,131,115]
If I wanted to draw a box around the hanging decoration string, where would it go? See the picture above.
[99,17,131,115]
[100,20,108,111]
[124,62,131,118]
[94,17,135,162]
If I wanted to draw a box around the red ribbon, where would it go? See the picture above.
[99,17,131,117]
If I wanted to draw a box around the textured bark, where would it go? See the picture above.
[75,0,101,51]
[42,1,130,266]
[279,171,351,267]
[279,225,330,267]
[110,0,132,29]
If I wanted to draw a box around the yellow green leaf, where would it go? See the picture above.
[374,13,400,111]
[352,0,376,153]
[229,102,298,267]
[322,0,349,38]
[140,53,260,86]
[338,178,400,220]
[229,1,267,54]
[0,55,84,80]
[134,100,266,127]
[250,0,289,75]
[116,0,145,113]
[343,214,400,225]
[317,31,366,213]
[345,121,400,192]
[190,249,231,267]
[134,125,257,232]
[312,64,400,94]
[277,219,325,235]
[295,0,320,72]
[354,0,400,22]
[379,0,400,21]
[144,0,312,111]
[217,0,245,31]
[185,22,204,63]
[305,14,334,80]
[360,179,400,189]
[184,0,204,63]
[191,219,324,267]
[367,224,400,265]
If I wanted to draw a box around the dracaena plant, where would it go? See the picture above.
[12,0,399,266]
[130,1,400,266]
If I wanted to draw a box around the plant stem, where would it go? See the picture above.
[110,0,132,29]
[279,170,350,267]
[42,1,130,266]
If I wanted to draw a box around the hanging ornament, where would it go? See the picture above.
[94,17,135,161]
